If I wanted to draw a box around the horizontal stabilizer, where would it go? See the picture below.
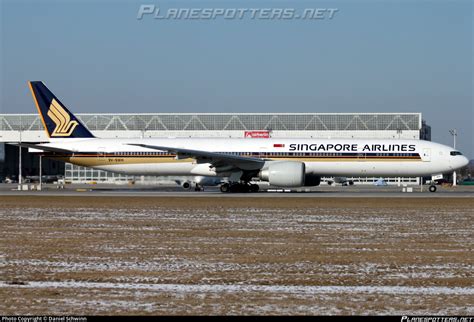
[14,142,73,154]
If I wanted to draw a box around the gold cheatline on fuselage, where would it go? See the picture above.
[48,153,422,167]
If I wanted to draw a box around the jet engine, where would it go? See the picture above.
[259,161,305,187]
[182,181,191,190]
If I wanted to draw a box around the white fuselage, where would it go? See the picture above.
[38,137,469,179]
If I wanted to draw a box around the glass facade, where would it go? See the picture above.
[1,113,422,132]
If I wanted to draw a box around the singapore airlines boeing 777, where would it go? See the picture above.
[21,81,469,193]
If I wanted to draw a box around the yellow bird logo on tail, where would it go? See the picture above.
[47,99,78,136]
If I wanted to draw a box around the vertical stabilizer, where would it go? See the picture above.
[28,81,94,138]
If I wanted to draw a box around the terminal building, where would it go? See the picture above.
[0,112,431,185]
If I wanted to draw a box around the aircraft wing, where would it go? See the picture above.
[127,143,265,171]
[15,142,73,154]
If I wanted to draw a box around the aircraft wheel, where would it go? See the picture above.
[241,184,250,193]
[229,184,239,193]
[429,185,437,193]
[220,183,230,193]
[228,183,250,193]
[250,184,259,193]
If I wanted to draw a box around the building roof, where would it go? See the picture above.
[0,113,422,132]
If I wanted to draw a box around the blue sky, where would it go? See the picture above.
[1,0,472,157]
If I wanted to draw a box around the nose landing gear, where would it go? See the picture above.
[429,185,437,193]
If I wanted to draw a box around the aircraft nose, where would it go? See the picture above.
[460,156,469,168]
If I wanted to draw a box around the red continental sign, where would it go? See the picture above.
[244,131,270,138]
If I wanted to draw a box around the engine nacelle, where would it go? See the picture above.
[182,181,191,190]
[304,174,321,187]
[259,161,305,187]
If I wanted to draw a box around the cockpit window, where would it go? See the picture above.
[450,151,463,156]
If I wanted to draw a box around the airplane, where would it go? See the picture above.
[18,81,469,193]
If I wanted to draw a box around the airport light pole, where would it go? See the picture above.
[39,154,42,190]
[449,129,457,186]
[19,123,22,189]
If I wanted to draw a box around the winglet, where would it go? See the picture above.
[28,81,95,139]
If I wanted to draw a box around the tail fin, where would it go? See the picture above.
[28,81,95,139]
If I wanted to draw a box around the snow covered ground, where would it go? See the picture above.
[1,197,473,315]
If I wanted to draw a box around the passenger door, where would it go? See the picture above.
[422,148,431,162]
[97,147,106,161]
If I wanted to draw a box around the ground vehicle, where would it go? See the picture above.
[460,178,474,185]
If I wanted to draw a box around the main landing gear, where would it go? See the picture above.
[220,182,260,193]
